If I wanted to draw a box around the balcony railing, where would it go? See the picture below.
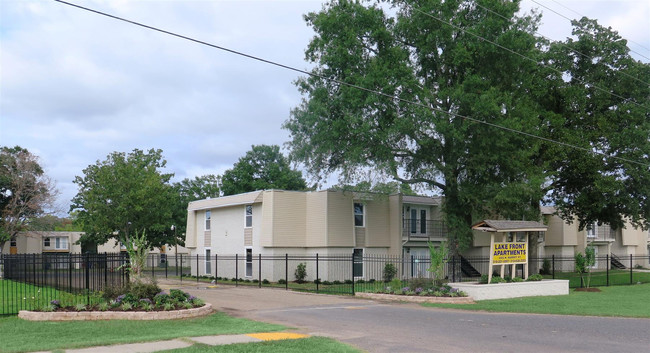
[402,219,448,242]
[586,224,616,242]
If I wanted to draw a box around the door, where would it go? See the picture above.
[205,249,211,275]
[245,249,253,277]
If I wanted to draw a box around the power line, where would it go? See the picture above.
[52,0,650,168]
[473,2,649,87]
[410,6,649,110]
[530,0,650,61]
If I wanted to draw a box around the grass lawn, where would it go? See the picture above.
[0,312,286,353]
[0,279,92,314]
[162,337,362,353]
[544,269,650,288]
[423,282,650,318]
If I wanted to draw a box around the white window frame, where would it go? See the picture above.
[586,223,596,238]
[205,248,212,275]
[205,210,211,231]
[245,247,253,278]
[354,202,365,227]
[10,238,17,247]
[245,205,253,228]
[43,237,51,247]
[54,237,68,250]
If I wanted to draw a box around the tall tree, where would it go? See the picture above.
[221,145,307,196]
[0,146,58,250]
[284,0,546,252]
[170,174,222,241]
[70,149,178,248]
[539,18,650,231]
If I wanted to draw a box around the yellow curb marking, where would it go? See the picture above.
[207,285,218,288]
[246,332,309,341]
[344,306,366,310]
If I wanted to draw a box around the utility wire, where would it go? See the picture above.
[410,6,649,110]
[52,0,650,168]
[530,0,650,61]
[474,2,649,87]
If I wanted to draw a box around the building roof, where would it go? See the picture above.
[540,206,556,215]
[188,190,264,211]
[402,195,442,206]
[472,220,548,233]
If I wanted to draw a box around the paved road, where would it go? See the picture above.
[164,282,650,353]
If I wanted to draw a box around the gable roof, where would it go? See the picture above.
[188,190,264,211]
[472,220,547,233]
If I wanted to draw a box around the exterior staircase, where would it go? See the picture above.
[610,253,626,269]
[459,255,481,278]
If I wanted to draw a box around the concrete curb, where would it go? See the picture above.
[18,303,214,321]
[355,292,475,304]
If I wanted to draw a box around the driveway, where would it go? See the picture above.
[163,281,650,353]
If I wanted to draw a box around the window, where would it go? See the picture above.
[245,248,253,277]
[205,249,211,274]
[55,237,68,250]
[586,223,596,238]
[353,249,363,277]
[420,209,427,234]
[410,208,417,233]
[44,237,51,247]
[205,210,211,230]
[354,203,364,227]
[245,205,253,227]
[10,238,16,247]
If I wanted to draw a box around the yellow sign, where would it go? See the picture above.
[492,242,527,264]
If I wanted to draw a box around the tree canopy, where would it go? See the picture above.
[170,174,222,240]
[284,0,650,251]
[221,145,307,196]
[70,149,178,248]
[0,146,58,247]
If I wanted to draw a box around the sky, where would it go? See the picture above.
[1,0,649,215]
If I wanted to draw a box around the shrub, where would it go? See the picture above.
[40,304,55,312]
[98,302,109,311]
[244,279,251,283]
[128,281,161,301]
[252,279,259,283]
[383,263,397,283]
[541,258,552,275]
[163,302,175,311]
[169,289,189,302]
[408,277,432,290]
[231,278,237,282]
[356,279,365,284]
[140,302,153,311]
[527,274,543,281]
[295,263,307,283]
[121,302,133,311]
[154,292,170,306]
[427,241,449,286]
[262,279,270,284]
[314,278,322,285]
[368,279,376,283]
[388,278,402,290]
[332,280,341,285]
[278,279,287,284]
[511,277,524,282]
[322,280,332,285]
[102,284,128,301]
[344,279,353,284]
[192,298,205,307]
[183,302,194,309]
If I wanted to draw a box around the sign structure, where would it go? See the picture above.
[492,242,527,265]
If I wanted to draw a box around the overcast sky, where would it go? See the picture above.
[1,0,649,215]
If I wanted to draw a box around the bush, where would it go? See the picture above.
[344,279,353,284]
[322,280,332,285]
[383,263,397,283]
[368,279,376,283]
[314,278,322,284]
[541,258,552,275]
[278,279,287,284]
[408,277,432,290]
[511,277,524,282]
[527,274,543,281]
[295,263,307,283]
[332,280,341,285]
[356,279,365,284]
[128,281,161,301]
[262,279,270,284]
[252,279,259,283]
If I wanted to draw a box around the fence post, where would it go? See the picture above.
[179,254,182,282]
[165,253,168,279]
[630,254,633,285]
[410,255,414,278]
[104,252,108,287]
[552,255,555,280]
[235,254,239,287]
[316,253,319,293]
[258,254,262,288]
[84,253,90,305]
[215,254,218,284]
[196,254,199,283]
[351,253,355,295]
[451,256,456,283]
[152,254,155,279]
[285,253,288,290]
[606,254,609,286]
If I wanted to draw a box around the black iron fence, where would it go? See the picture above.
[2,252,649,315]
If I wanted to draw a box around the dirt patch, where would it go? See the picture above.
[574,287,602,292]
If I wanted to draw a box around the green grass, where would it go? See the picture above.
[0,313,286,353]
[543,269,650,287]
[0,279,92,313]
[162,337,362,353]
[423,282,650,318]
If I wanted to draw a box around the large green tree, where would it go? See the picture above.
[538,18,650,231]
[0,146,58,249]
[70,149,178,249]
[285,0,546,252]
[170,174,221,241]
[221,145,307,196]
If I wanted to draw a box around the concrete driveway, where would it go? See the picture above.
[161,280,650,353]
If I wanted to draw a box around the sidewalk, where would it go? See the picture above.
[35,332,310,353]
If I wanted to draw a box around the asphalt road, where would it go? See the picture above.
[168,282,650,353]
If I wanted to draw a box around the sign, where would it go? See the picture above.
[492,242,527,264]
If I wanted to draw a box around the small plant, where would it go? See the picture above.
[163,302,175,311]
[314,278,322,285]
[231,278,237,282]
[368,279,376,283]
[121,302,133,311]
[40,304,55,312]
[191,298,205,307]
[344,279,353,284]
[141,302,153,311]
[278,279,287,284]
[252,279,259,283]
[383,263,397,283]
[98,302,109,311]
[388,278,402,290]
[294,262,307,283]
[427,241,449,286]
[575,246,595,288]
[511,277,524,282]
[75,303,87,312]
[183,302,194,309]
[541,258,552,275]
[50,300,61,309]
[356,279,365,284]
[527,274,543,281]
[244,279,251,283]
[262,279,270,284]
[332,280,341,285]
[322,280,332,285]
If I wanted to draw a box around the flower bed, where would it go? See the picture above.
[356,292,474,304]
[368,283,469,298]
[19,303,213,321]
